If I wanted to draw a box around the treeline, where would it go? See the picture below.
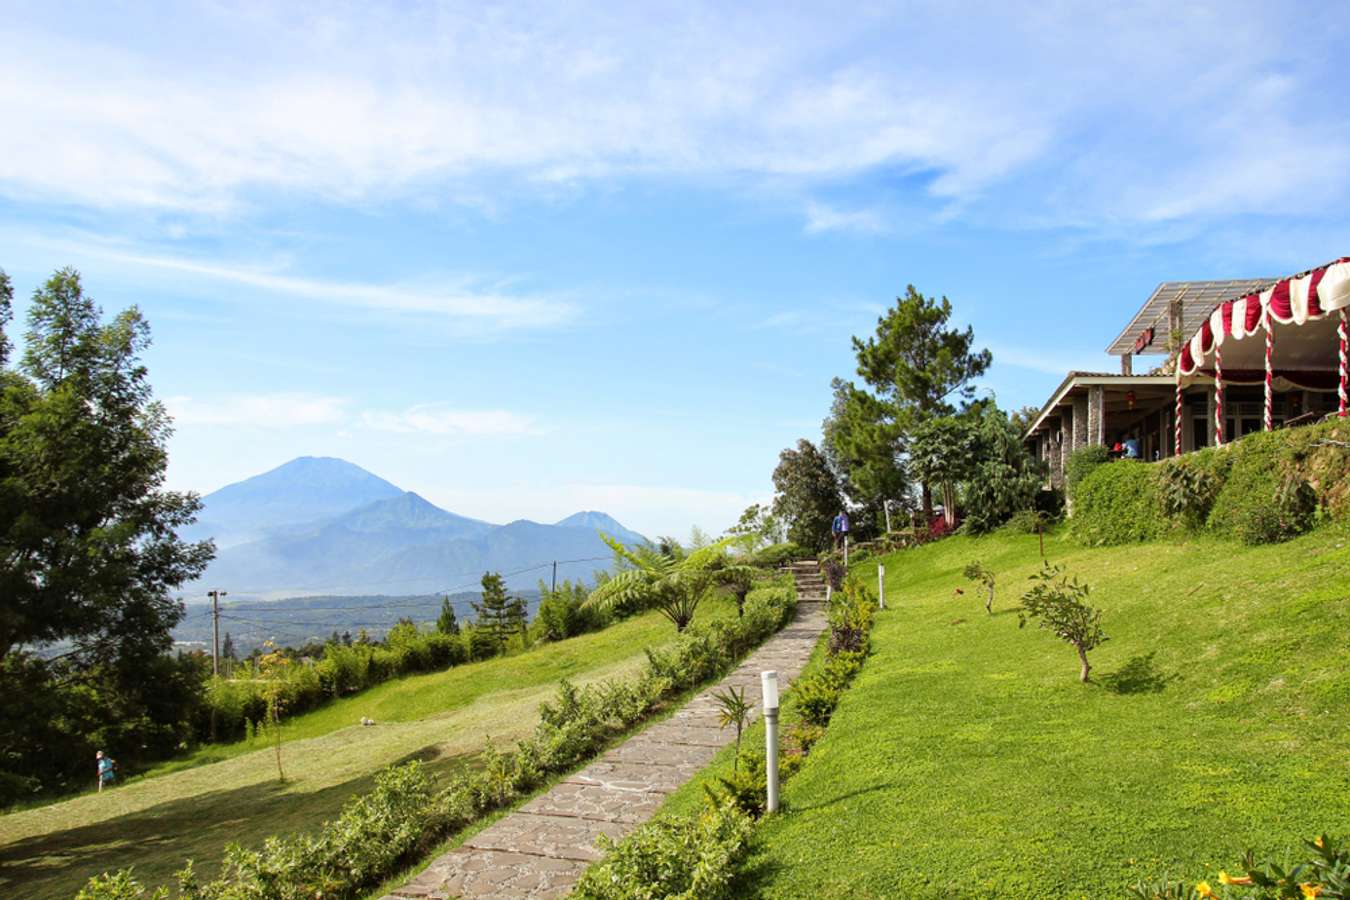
[758,285,1051,552]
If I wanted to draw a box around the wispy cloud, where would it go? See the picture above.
[61,244,575,332]
[165,393,349,427]
[361,404,541,437]
[4,3,1341,233]
[804,201,885,235]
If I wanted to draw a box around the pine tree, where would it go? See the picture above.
[471,572,517,655]
[437,596,460,635]
[221,632,236,660]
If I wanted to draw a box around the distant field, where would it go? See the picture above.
[728,525,1350,897]
[0,598,737,900]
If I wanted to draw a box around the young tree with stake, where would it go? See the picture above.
[1018,563,1107,683]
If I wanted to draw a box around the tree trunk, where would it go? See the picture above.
[985,587,994,615]
[921,483,933,518]
[1076,644,1091,683]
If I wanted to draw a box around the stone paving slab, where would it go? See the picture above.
[520,782,669,823]
[463,812,627,861]
[602,736,720,768]
[382,596,827,899]
[563,759,703,793]
[413,849,587,899]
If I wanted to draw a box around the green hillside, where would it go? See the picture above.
[0,598,737,900]
[695,526,1349,897]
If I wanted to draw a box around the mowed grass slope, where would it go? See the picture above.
[0,598,737,900]
[745,526,1350,898]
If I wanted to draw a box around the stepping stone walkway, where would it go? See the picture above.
[383,560,827,899]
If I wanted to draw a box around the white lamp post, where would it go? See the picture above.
[878,564,886,610]
[761,670,780,814]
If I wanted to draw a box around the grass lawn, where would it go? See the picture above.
[672,525,1349,897]
[0,598,737,900]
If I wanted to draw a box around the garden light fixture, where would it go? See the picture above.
[761,670,780,813]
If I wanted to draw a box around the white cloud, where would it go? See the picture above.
[361,404,541,437]
[2,2,1339,232]
[804,201,885,235]
[166,393,349,427]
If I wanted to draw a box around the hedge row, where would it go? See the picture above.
[79,583,797,900]
[1071,420,1350,546]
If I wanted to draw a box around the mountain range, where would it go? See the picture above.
[185,457,647,599]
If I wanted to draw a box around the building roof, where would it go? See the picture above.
[1104,279,1275,356]
[1022,372,1185,440]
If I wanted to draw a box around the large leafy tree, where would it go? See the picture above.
[0,267,213,798]
[0,267,213,666]
[770,439,843,552]
[849,285,991,514]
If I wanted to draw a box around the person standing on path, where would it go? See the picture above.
[831,509,849,550]
[96,750,116,792]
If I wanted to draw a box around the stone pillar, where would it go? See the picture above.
[1072,393,1089,450]
[1120,354,1133,375]
[1087,385,1106,446]
[1050,417,1066,489]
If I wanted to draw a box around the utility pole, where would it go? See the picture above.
[207,590,228,676]
[551,561,558,593]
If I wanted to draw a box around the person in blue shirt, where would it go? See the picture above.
[96,750,116,792]
[1122,434,1141,459]
[831,510,849,549]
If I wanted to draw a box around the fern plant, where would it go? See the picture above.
[584,533,734,632]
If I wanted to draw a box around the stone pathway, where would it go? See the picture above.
[383,561,827,899]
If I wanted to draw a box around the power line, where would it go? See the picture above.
[178,556,611,601]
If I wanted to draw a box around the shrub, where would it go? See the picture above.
[1018,563,1107,683]
[534,580,607,642]
[1208,438,1318,544]
[1001,509,1050,535]
[827,576,876,654]
[1070,460,1163,545]
[1065,444,1112,498]
[962,561,996,614]
[1132,832,1348,899]
[571,797,753,900]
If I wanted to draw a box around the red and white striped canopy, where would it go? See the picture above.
[1178,257,1350,376]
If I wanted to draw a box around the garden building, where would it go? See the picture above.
[1024,258,1350,488]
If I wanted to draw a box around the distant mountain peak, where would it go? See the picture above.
[555,511,646,544]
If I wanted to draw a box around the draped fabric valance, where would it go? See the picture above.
[1178,258,1350,376]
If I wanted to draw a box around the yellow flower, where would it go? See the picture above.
[1219,871,1253,886]
[1313,835,1325,849]
[1196,882,1216,898]
[1300,883,1323,899]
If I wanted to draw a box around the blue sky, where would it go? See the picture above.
[3,1,1349,537]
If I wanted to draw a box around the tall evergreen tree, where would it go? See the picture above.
[471,572,518,654]
[849,285,991,515]
[436,596,460,635]
[221,632,237,661]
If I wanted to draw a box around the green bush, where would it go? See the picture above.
[1001,509,1052,535]
[1070,460,1163,545]
[571,796,754,900]
[1155,448,1229,529]
[1209,461,1317,545]
[1132,832,1348,899]
[1066,444,1112,498]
